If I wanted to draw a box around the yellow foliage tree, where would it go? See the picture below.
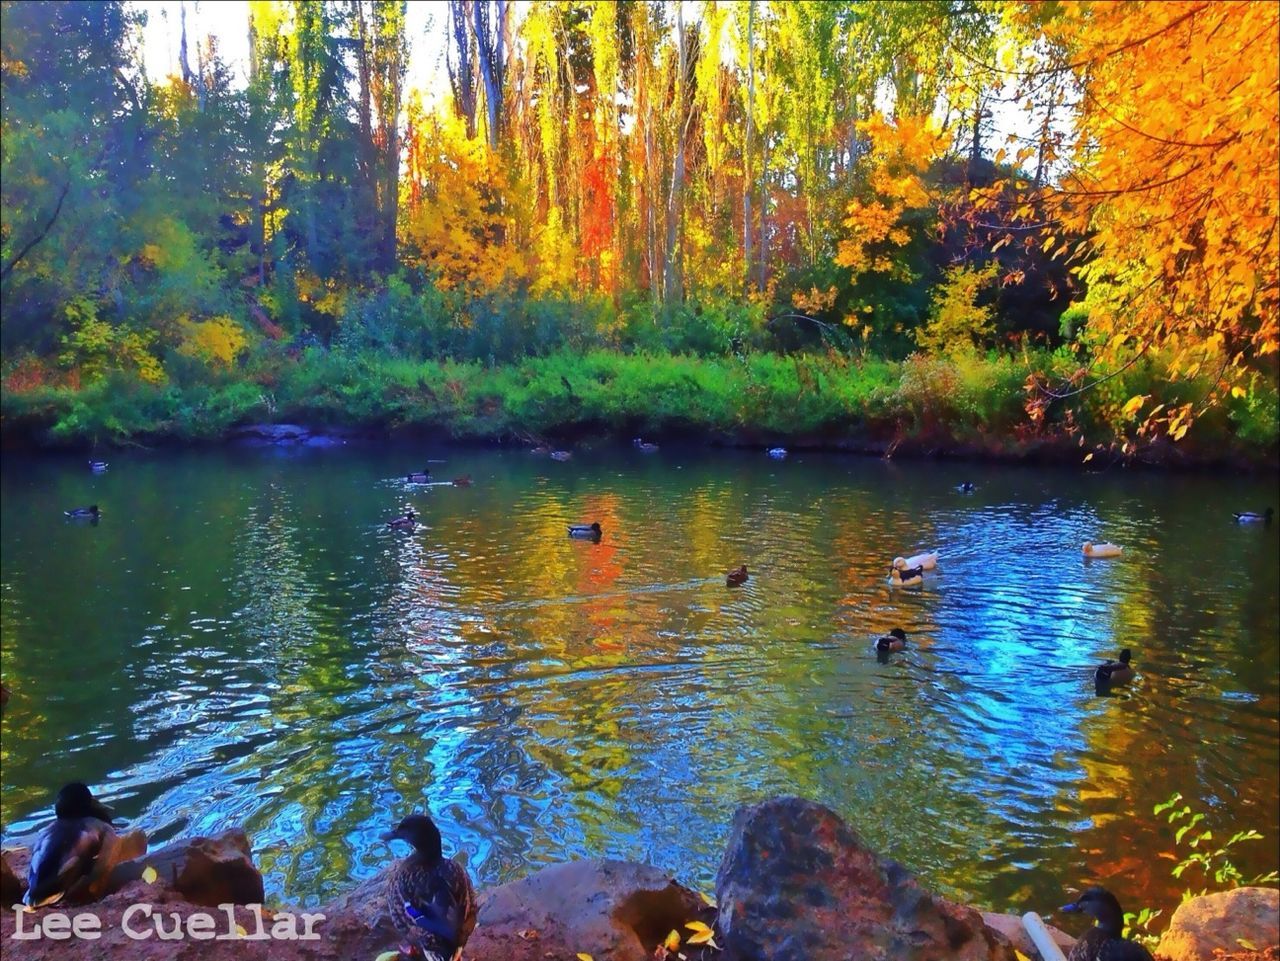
[916,262,999,355]
[176,315,250,368]
[1007,0,1279,439]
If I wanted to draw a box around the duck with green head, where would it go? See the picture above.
[1094,649,1135,694]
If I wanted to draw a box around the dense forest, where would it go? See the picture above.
[1,1,1276,460]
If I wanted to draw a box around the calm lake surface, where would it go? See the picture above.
[2,445,1277,913]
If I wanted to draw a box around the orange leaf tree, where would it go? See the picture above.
[1005,0,1279,439]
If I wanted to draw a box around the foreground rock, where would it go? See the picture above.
[1157,886,1280,961]
[981,912,1075,961]
[715,797,1016,961]
[106,829,264,907]
[468,859,708,961]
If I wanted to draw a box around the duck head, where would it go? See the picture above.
[589,522,602,535]
[54,782,114,821]
[1118,649,1132,665]
[892,557,907,570]
[382,814,443,864]
[887,628,906,642]
[1060,886,1125,936]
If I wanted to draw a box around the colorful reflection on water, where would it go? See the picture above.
[1,446,1277,911]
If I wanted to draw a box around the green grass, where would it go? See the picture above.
[2,347,1276,466]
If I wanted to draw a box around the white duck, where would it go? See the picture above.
[1082,541,1122,558]
[894,551,938,572]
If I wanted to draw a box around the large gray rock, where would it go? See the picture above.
[715,797,1016,961]
[1156,886,1280,961]
[467,859,708,961]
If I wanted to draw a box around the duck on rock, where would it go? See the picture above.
[876,628,908,653]
[381,814,477,961]
[1060,886,1154,961]
[1095,649,1136,693]
[24,783,118,908]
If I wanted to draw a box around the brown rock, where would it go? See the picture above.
[981,912,1075,960]
[715,797,1016,961]
[107,829,264,907]
[467,859,708,961]
[1156,887,1280,961]
[2,848,27,907]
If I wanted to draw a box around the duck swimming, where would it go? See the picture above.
[1233,508,1273,524]
[957,482,974,493]
[88,461,108,473]
[549,450,573,461]
[64,505,101,519]
[1082,541,1122,558]
[633,438,660,453]
[726,565,749,587]
[1095,649,1136,693]
[388,509,417,531]
[766,447,787,459]
[451,475,473,487]
[895,551,938,572]
[568,522,602,540]
[24,783,117,908]
[889,563,924,587]
[382,814,477,961]
[1060,886,1154,961]
[406,469,432,483]
[876,628,908,653]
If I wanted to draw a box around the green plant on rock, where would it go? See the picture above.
[1124,793,1280,944]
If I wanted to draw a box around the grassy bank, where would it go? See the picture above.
[2,348,1277,467]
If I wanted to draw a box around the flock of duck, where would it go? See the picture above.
[38,451,1277,961]
[17,781,1158,961]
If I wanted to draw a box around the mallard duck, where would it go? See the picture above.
[451,475,472,487]
[1082,541,1122,558]
[888,563,924,587]
[1095,649,1136,693]
[88,461,108,473]
[1060,887,1154,961]
[550,450,573,461]
[530,445,550,455]
[726,565,749,587]
[957,481,974,493]
[388,509,417,531]
[24,783,117,908]
[382,814,477,961]
[64,505,101,519]
[633,438,660,453]
[767,447,787,459]
[406,469,432,483]
[896,551,939,572]
[1234,508,1274,524]
[876,628,907,652]
[568,522,602,539]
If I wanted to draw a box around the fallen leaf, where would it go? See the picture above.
[141,866,158,884]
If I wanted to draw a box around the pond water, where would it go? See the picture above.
[1,444,1277,915]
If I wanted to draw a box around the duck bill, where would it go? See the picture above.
[1059,902,1081,913]
[380,828,403,843]
[91,799,115,821]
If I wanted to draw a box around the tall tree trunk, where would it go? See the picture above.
[742,0,754,299]
[447,0,477,137]
[758,135,768,292]
[471,0,507,150]
[663,1,687,305]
